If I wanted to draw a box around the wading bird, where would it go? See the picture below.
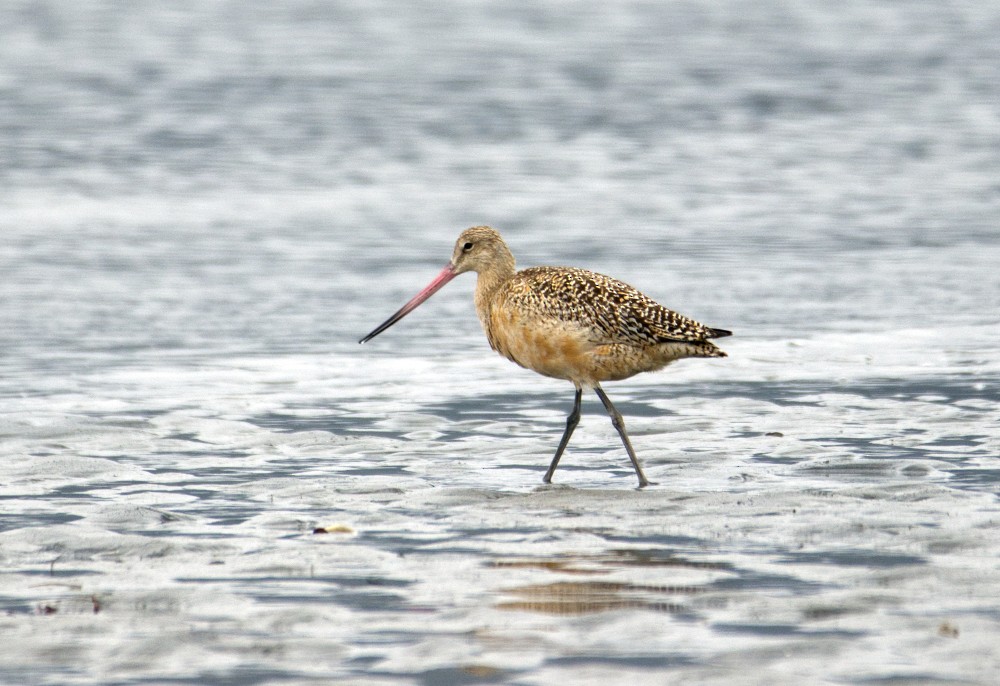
[360,226,730,487]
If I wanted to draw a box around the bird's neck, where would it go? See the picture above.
[473,253,516,318]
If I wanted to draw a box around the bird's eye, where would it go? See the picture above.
[462,241,474,252]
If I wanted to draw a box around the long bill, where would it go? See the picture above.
[359,264,457,343]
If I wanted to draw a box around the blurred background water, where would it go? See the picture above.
[1,2,999,684]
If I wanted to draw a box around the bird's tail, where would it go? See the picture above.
[684,339,728,358]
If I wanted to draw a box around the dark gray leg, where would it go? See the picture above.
[594,385,650,488]
[543,387,582,483]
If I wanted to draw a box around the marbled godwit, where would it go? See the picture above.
[360,226,731,487]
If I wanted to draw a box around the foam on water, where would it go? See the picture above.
[3,326,999,683]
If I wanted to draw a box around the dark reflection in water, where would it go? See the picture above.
[778,551,926,568]
[497,580,694,616]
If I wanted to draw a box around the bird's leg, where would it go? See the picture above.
[594,385,650,488]
[543,387,582,484]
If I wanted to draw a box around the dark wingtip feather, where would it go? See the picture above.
[709,328,733,339]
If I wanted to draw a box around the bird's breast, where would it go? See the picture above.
[483,304,594,383]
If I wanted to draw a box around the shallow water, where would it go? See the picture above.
[2,2,1000,684]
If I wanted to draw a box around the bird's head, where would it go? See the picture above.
[449,225,512,276]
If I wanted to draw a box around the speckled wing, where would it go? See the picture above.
[506,266,727,346]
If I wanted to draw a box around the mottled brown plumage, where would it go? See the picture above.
[360,225,731,487]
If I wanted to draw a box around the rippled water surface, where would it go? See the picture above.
[2,2,999,684]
